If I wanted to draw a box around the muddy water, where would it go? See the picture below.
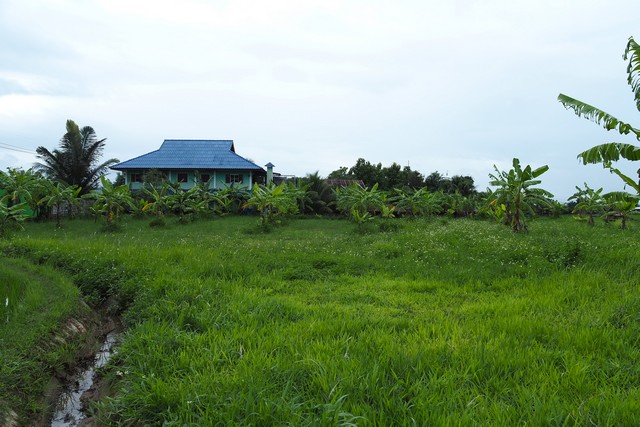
[50,332,119,426]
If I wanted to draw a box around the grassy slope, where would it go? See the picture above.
[0,257,81,422]
[3,216,640,425]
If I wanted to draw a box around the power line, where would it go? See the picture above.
[0,142,37,155]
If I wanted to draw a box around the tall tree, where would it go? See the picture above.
[558,36,640,194]
[450,175,476,197]
[34,120,119,195]
[424,171,446,192]
[349,158,384,188]
[298,171,336,215]
[400,166,425,188]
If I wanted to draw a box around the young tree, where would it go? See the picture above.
[488,158,553,232]
[558,36,640,194]
[84,176,134,229]
[244,183,299,227]
[335,183,387,222]
[394,187,443,217]
[142,183,170,219]
[214,185,249,215]
[44,181,81,228]
[568,183,605,225]
[602,191,639,229]
[0,168,46,216]
[167,186,205,223]
[0,195,29,237]
[35,120,119,195]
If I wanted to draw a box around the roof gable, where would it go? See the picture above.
[111,140,263,171]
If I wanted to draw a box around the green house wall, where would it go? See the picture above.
[125,170,257,191]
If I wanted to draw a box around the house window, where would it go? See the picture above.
[131,173,143,183]
[200,174,210,182]
[177,173,188,183]
[226,174,243,184]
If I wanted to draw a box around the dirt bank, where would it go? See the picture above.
[26,301,122,427]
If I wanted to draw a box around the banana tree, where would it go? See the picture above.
[214,185,249,214]
[394,187,444,217]
[0,168,46,216]
[335,183,386,218]
[0,195,28,237]
[602,191,639,229]
[568,183,605,225]
[44,181,81,228]
[558,36,640,193]
[167,186,201,223]
[244,183,299,226]
[84,176,134,229]
[142,183,170,219]
[488,158,553,232]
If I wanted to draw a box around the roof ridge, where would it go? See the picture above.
[162,139,233,142]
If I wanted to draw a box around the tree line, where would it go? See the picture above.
[327,158,477,196]
[2,36,640,234]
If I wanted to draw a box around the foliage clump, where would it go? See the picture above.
[34,119,118,195]
[488,158,552,232]
[559,36,640,212]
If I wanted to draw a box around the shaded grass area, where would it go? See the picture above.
[3,216,640,425]
[0,257,81,422]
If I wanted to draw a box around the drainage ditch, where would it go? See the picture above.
[49,330,120,426]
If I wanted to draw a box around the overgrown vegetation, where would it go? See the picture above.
[488,158,553,232]
[3,32,640,427]
[2,216,639,425]
[0,258,82,423]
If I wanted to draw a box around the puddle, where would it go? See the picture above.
[50,332,119,426]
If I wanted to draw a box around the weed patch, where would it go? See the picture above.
[2,216,640,425]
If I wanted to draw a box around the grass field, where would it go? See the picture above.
[2,215,640,425]
[0,257,82,423]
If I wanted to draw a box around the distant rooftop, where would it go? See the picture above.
[111,140,264,171]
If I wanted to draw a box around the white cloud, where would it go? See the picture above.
[1,0,640,200]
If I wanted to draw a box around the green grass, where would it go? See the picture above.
[0,257,81,421]
[2,215,640,425]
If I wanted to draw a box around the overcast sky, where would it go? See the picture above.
[1,0,640,200]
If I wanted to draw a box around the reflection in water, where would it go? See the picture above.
[50,332,119,427]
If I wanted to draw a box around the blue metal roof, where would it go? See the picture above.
[111,140,264,171]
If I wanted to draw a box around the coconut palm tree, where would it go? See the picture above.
[298,172,336,215]
[34,120,119,195]
[558,36,640,193]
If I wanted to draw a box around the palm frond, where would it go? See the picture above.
[531,165,549,178]
[558,94,640,140]
[577,142,640,164]
[602,191,640,204]
[609,166,640,193]
[624,36,640,113]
